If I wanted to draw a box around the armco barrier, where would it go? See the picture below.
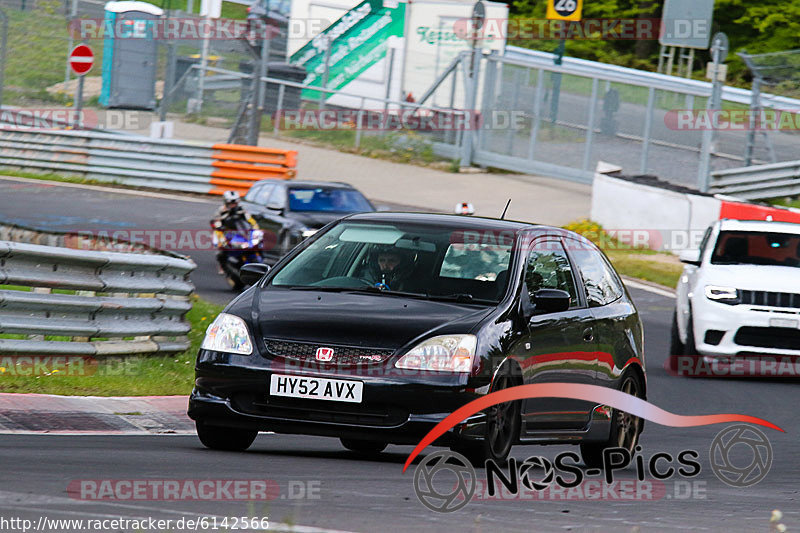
[0,128,297,195]
[210,143,297,195]
[710,160,800,201]
[0,222,196,356]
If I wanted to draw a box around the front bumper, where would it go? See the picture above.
[188,357,487,445]
[692,296,800,357]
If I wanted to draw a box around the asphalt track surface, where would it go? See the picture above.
[1,178,798,531]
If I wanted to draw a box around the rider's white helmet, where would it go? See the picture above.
[223,191,241,203]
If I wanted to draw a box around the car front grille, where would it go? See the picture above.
[263,339,395,366]
[739,290,800,309]
[733,326,800,350]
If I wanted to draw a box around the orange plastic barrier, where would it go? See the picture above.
[209,144,297,195]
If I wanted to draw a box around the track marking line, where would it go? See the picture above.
[622,276,676,299]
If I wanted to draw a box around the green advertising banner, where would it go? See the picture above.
[290,0,406,100]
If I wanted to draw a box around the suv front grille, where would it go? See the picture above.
[264,339,395,366]
[739,290,800,309]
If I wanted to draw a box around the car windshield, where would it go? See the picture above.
[288,188,373,213]
[269,221,517,303]
[711,230,800,267]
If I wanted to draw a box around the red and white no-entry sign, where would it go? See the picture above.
[69,44,94,76]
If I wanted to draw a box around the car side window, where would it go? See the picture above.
[524,240,579,307]
[245,183,275,205]
[267,185,287,210]
[570,244,624,307]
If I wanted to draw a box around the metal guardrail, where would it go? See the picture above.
[0,128,297,195]
[709,160,800,200]
[0,224,197,356]
[505,46,800,112]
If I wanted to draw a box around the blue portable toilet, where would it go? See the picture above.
[100,1,163,109]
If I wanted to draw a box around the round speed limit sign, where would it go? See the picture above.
[547,0,582,21]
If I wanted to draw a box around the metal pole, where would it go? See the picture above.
[74,74,85,129]
[64,0,78,86]
[526,68,544,160]
[383,46,395,116]
[639,86,655,174]
[697,38,723,192]
[583,77,599,171]
[354,97,364,149]
[247,34,270,146]
[193,12,211,113]
[273,83,285,136]
[159,0,176,122]
[744,77,761,166]
[459,46,481,167]
[320,37,331,110]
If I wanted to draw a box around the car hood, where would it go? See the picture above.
[701,264,800,292]
[288,211,360,229]
[247,289,495,351]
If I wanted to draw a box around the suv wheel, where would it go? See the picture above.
[196,422,257,451]
[580,373,644,469]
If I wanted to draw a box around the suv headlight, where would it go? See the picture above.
[395,334,477,372]
[201,313,253,355]
[704,285,739,304]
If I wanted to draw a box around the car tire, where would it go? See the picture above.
[684,310,698,356]
[196,422,257,451]
[451,365,521,467]
[340,438,387,454]
[667,311,685,373]
[579,373,644,470]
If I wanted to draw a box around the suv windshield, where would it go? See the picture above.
[269,222,516,303]
[288,188,373,213]
[711,230,800,267]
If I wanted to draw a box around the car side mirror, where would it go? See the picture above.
[240,263,270,286]
[266,201,284,212]
[679,249,701,266]
[533,289,571,314]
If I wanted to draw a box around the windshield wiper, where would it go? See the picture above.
[427,293,495,304]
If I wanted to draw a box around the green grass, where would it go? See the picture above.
[0,294,223,395]
[0,169,120,186]
[771,197,800,209]
[606,251,683,289]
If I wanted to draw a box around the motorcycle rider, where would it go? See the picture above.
[211,191,260,274]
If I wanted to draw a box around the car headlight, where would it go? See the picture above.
[200,313,253,355]
[704,285,739,304]
[301,229,318,238]
[395,334,477,372]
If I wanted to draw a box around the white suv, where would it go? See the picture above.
[672,219,800,359]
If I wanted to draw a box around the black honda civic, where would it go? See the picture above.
[188,212,646,466]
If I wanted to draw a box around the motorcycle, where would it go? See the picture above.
[212,220,265,291]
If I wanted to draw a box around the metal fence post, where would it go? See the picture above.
[460,47,481,167]
[274,83,285,136]
[476,51,497,153]
[354,97,365,149]
[639,86,655,174]
[526,68,544,160]
[582,77,599,171]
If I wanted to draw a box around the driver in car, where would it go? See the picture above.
[368,246,415,291]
